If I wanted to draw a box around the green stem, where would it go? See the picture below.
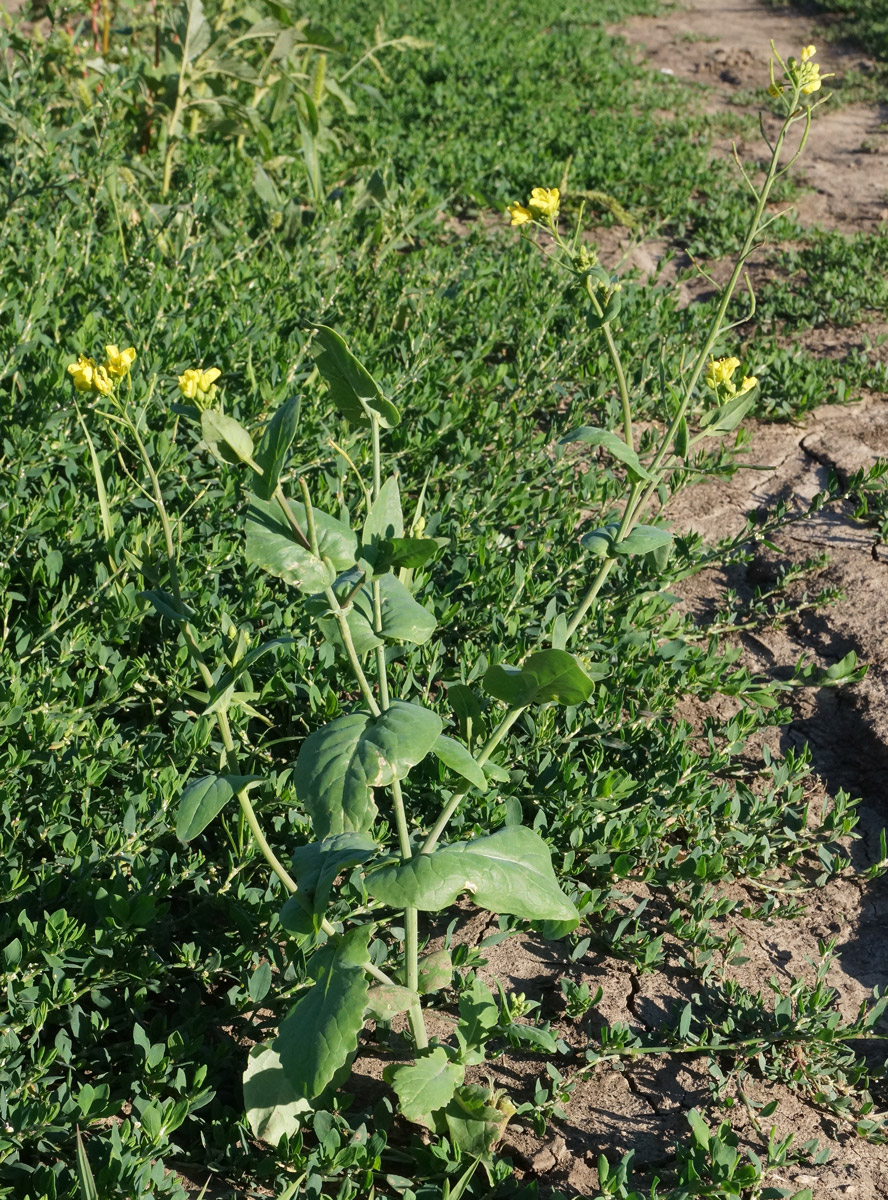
[422,704,525,855]
[585,279,633,450]
[123,412,334,921]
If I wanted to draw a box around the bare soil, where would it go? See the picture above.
[354,3,888,1196]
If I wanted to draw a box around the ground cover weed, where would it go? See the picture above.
[2,4,887,1196]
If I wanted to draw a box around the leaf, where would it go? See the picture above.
[431,735,487,791]
[375,536,445,571]
[367,826,579,926]
[440,1084,513,1156]
[383,1048,465,1126]
[366,983,418,1021]
[559,427,653,481]
[288,832,377,914]
[243,1043,312,1145]
[313,325,400,429]
[248,962,272,1004]
[615,525,674,556]
[483,649,601,707]
[458,977,499,1047]
[417,949,452,994]
[294,701,442,838]
[315,573,436,653]
[75,1129,99,1200]
[580,523,673,558]
[201,409,255,466]
[245,493,357,592]
[274,926,371,1099]
[138,589,195,623]
[253,395,299,499]
[699,390,757,436]
[176,774,260,841]
[184,0,212,62]
[362,475,404,558]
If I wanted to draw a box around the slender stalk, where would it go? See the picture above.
[422,704,525,855]
[585,279,633,450]
[121,410,336,918]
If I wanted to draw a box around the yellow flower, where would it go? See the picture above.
[68,354,98,392]
[178,366,222,404]
[92,365,113,396]
[528,186,560,220]
[507,202,533,226]
[704,356,741,390]
[800,44,816,62]
[105,344,136,378]
[799,64,823,94]
[738,375,758,395]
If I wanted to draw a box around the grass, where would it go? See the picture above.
[1,1,887,1197]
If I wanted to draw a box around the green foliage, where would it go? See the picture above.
[0,1,885,1197]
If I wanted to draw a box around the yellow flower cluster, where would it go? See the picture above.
[769,44,832,98]
[507,186,561,226]
[178,367,222,405]
[67,344,136,395]
[705,356,757,396]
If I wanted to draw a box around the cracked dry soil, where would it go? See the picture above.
[357,2,888,1196]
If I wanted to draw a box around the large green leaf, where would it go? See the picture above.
[201,409,255,466]
[245,494,357,592]
[294,701,442,838]
[383,1048,464,1126]
[431,735,487,791]
[559,426,653,481]
[176,774,260,842]
[483,649,602,707]
[362,475,404,562]
[287,832,377,915]
[314,572,436,653]
[243,1043,312,1145]
[439,1084,514,1156]
[699,389,757,435]
[367,826,578,926]
[253,395,300,500]
[580,522,673,558]
[313,325,400,429]
[274,926,371,1099]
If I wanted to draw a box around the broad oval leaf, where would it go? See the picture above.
[290,832,377,915]
[699,390,757,436]
[483,649,601,707]
[367,825,579,926]
[383,1048,464,1126]
[431,735,487,791]
[176,773,260,841]
[245,493,357,593]
[559,427,653,481]
[253,395,300,500]
[366,983,418,1022]
[294,701,442,838]
[313,325,400,429]
[274,926,371,1100]
[362,476,404,553]
[614,524,674,556]
[243,1043,312,1145]
[201,409,255,466]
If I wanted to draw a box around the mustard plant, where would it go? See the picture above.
[75,43,834,1158]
